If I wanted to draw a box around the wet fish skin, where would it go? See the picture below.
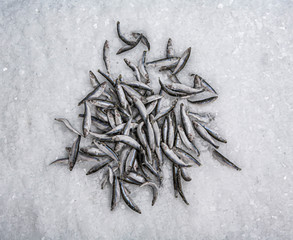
[124,81,153,92]
[150,115,160,148]
[119,180,142,214]
[89,131,113,141]
[83,101,91,138]
[49,158,69,165]
[55,118,82,136]
[114,109,123,126]
[212,149,241,171]
[192,120,219,149]
[68,135,82,171]
[172,47,191,75]
[116,79,129,110]
[125,148,137,173]
[190,74,218,94]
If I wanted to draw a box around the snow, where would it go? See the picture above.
[1,0,293,239]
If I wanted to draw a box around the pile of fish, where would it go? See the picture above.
[51,22,241,214]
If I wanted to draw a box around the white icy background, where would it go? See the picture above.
[1,0,293,239]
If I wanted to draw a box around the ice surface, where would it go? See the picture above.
[1,0,293,239]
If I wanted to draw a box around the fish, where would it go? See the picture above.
[166,38,175,58]
[95,108,109,122]
[68,135,81,171]
[89,132,113,141]
[180,103,201,154]
[106,110,118,130]
[80,146,107,157]
[187,96,218,104]
[89,99,116,109]
[173,147,201,166]
[167,112,176,149]
[161,142,192,167]
[190,74,217,94]
[89,70,100,88]
[140,182,158,206]
[180,167,192,181]
[153,98,178,121]
[192,120,219,148]
[172,164,179,198]
[165,82,203,95]
[125,148,137,173]
[115,117,133,152]
[150,115,160,148]
[119,180,142,214]
[162,117,168,143]
[146,57,180,67]
[124,58,141,82]
[105,123,138,135]
[172,47,191,75]
[159,79,189,97]
[116,78,129,109]
[86,158,112,175]
[212,149,241,171]
[176,168,189,205]
[177,125,200,156]
[146,117,155,151]
[187,111,215,124]
[111,176,121,211]
[124,81,153,92]
[83,101,91,137]
[78,82,107,106]
[55,118,82,136]
[138,51,149,82]
[93,141,119,163]
[116,35,142,55]
[97,69,115,87]
[103,40,111,74]
[112,135,142,150]
[79,114,111,132]
[114,109,123,126]
[132,32,150,51]
[132,95,148,123]
[116,21,137,45]
[199,123,227,143]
